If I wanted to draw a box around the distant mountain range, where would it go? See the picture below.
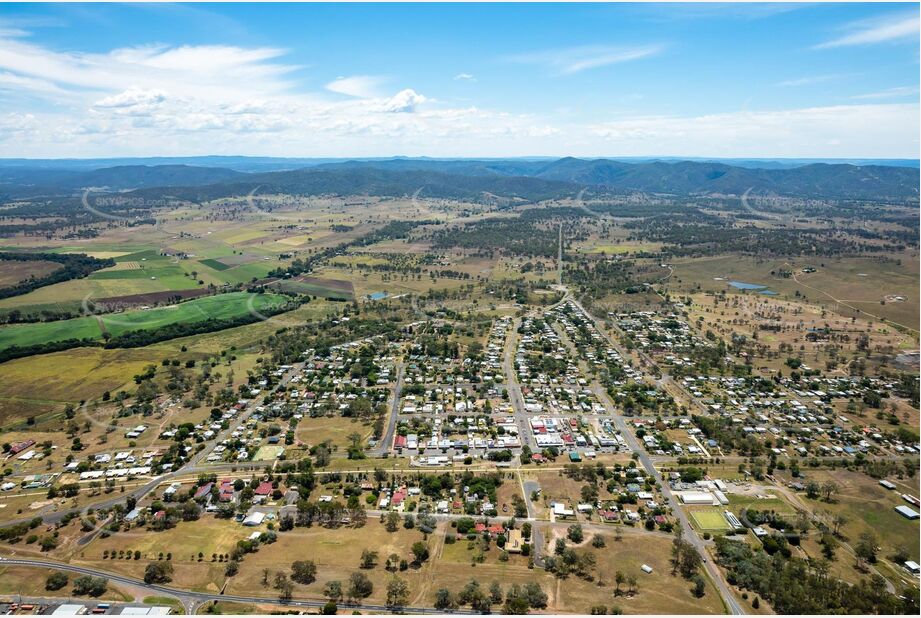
[0,157,917,202]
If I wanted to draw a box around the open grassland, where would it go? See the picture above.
[0,565,133,602]
[796,469,920,563]
[667,252,919,334]
[0,347,157,426]
[225,520,428,603]
[0,292,287,351]
[82,518,247,563]
[294,415,375,450]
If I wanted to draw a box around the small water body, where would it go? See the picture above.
[728,280,779,296]
[728,280,766,290]
[369,292,387,300]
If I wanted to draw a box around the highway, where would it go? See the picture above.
[0,557,477,615]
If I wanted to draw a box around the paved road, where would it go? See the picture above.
[0,557,476,615]
[371,362,405,457]
[502,319,535,451]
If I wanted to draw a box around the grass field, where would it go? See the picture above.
[795,469,920,563]
[0,565,133,602]
[0,346,159,426]
[198,258,231,271]
[294,415,375,450]
[689,508,731,530]
[0,292,287,351]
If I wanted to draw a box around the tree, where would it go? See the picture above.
[72,576,107,597]
[523,582,547,608]
[434,588,457,611]
[805,480,820,500]
[385,511,401,532]
[291,560,317,585]
[627,575,638,596]
[489,581,504,604]
[324,580,343,602]
[820,533,838,561]
[225,560,239,577]
[45,572,68,591]
[567,524,584,543]
[144,562,174,584]
[692,575,706,598]
[679,545,703,579]
[411,541,430,564]
[386,577,410,609]
[855,532,878,568]
[274,573,293,600]
[614,571,625,596]
[360,548,379,569]
[321,601,337,615]
[348,572,374,601]
[820,481,839,503]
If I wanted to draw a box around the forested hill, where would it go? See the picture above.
[2,157,918,202]
[312,157,920,201]
[127,167,581,203]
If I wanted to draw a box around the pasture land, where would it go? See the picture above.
[667,253,919,334]
[0,347,158,426]
[794,469,920,563]
[0,292,287,351]
[0,259,62,288]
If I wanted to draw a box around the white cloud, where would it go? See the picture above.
[95,87,167,109]
[508,44,662,75]
[589,103,919,158]
[377,89,427,113]
[325,75,386,98]
[0,36,297,102]
[454,73,476,81]
[814,12,919,49]
[851,86,919,100]
[775,74,849,87]
[0,27,915,159]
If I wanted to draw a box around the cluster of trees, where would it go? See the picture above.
[430,216,561,258]
[715,536,918,614]
[433,579,548,614]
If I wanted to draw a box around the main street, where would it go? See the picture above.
[563,295,746,615]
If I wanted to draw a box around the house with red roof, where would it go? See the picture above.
[193,482,213,500]
[255,481,274,496]
[391,488,407,507]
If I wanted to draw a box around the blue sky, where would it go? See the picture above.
[0,2,918,158]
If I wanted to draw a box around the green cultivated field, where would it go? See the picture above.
[0,292,287,351]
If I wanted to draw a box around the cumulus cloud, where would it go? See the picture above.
[0,26,915,159]
[454,73,476,81]
[378,89,428,113]
[94,87,167,109]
